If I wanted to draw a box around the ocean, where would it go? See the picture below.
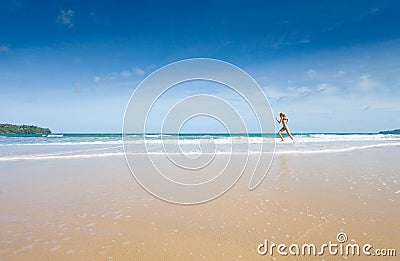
[0,133,399,161]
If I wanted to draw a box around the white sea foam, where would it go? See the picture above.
[0,142,398,161]
[297,134,399,142]
[274,142,400,154]
[0,152,126,161]
[0,140,123,147]
[0,134,399,162]
[47,134,64,138]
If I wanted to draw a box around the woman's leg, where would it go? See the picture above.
[285,127,294,141]
[278,128,285,141]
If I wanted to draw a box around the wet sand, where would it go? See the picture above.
[0,148,399,260]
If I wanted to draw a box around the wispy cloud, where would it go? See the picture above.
[119,70,131,79]
[336,70,346,77]
[356,74,382,91]
[133,67,145,76]
[57,9,74,28]
[317,83,335,94]
[296,86,312,96]
[264,82,335,102]
[93,67,145,83]
[93,76,102,83]
[306,69,316,78]
[119,67,145,79]
[263,86,287,100]
[0,45,10,54]
[263,34,311,49]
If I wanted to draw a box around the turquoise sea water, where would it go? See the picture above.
[0,133,399,161]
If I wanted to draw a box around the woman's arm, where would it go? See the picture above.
[276,117,281,123]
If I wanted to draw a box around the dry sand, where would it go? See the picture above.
[0,148,399,260]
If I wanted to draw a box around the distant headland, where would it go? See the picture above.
[0,124,51,135]
[379,129,400,134]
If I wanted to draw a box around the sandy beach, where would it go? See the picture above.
[0,146,399,260]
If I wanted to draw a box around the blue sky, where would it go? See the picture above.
[1,0,399,133]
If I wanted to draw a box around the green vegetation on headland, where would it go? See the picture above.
[0,124,51,135]
[379,129,400,134]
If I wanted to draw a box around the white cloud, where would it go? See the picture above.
[133,67,145,76]
[120,70,132,79]
[297,86,312,95]
[93,76,102,83]
[298,39,311,44]
[306,69,316,77]
[108,72,119,81]
[57,9,74,27]
[263,86,287,100]
[93,67,145,83]
[264,82,335,101]
[356,74,381,91]
[120,67,145,78]
[336,70,346,77]
[317,83,335,94]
